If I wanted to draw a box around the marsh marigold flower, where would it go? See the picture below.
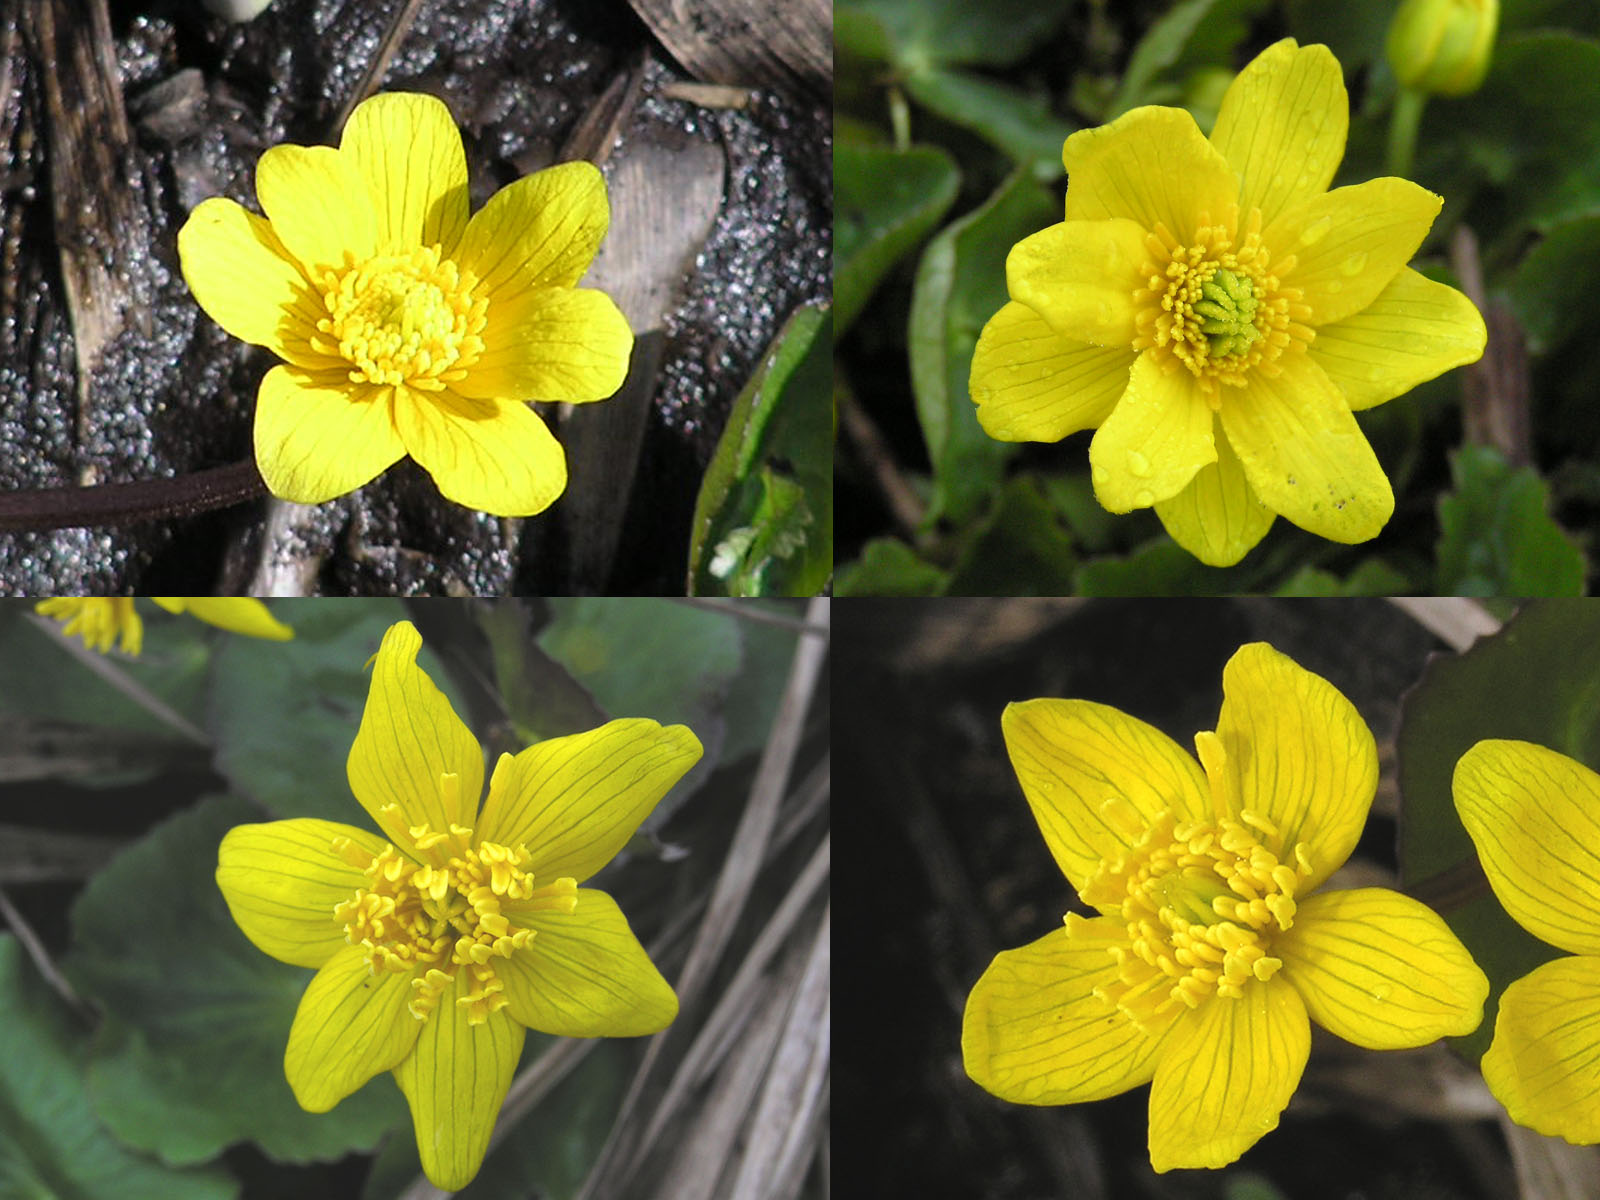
[963,643,1486,1170]
[178,92,632,515]
[969,40,1486,565]
[215,621,699,1189]
[1454,740,1600,1143]
[36,596,292,654]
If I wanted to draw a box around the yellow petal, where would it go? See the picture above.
[153,598,293,641]
[1154,430,1276,566]
[393,974,525,1192]
[254,143,378,274]
[1309,268,1486,411]
[475,719,702,883]
[1147,981,1310,1172]
[1063,106,1237,244]
[339,91,470,255]
[394,388,568,516]
[1454,740,1600,956]
[1211,642,1377,890]
[1001,698,1210,892]
[36,598,142,655]
[454,287,633,403]
[1266,178,1442,327]
[1220,353,1394,543]
[348,620,484,844]
[176,197,331,367]
[285,944,421,1111]
[1087,352,1217,512]
[970,301,1134,442]
[215,819,387,968]
[1210,39,1349,228]
[962,921,1169,1104]
[253,366,407,504]
[497,888,677,1037]
[454,161,609,297]
[1005,218,1148,347]
[1276,888,1487,1048]
[1481,955,1600,1143]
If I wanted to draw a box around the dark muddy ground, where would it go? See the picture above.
[0,0,829,594]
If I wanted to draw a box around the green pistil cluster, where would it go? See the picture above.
[1195,267,1262,358]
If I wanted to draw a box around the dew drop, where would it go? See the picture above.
[1126,450,1152,477]
[1341,252,1368,276]
[993,427,1017,440]
[1134,489,1155,507]
[1371,983,1392,1001]
[1299,216,1333,246]
[1324,280,1343,294]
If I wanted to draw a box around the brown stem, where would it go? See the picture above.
[0,459,268,533]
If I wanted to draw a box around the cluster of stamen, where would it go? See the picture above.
[1131,206,1315,404]
[332,799,577,1024]
[1074,789,1313,1031]
[312,245,487,391]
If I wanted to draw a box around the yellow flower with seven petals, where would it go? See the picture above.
[215,621,699,1189]
[35,597,292,655]
[969,40,1486,565]
[178,92,633,515]
[1454,740,1600,1143]
[962,643,1486,1170]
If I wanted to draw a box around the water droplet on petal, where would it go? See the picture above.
[1134,489,1155,507]
[1126,450,1152,477]
[1325,280,1343,294]
[994,427,1016,440]
[1299,216,1333,246]
[1341,252,1368,276]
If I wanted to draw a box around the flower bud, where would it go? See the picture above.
[1386,0,1498,97]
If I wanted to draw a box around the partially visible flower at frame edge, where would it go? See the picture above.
[215,620,701,1190]
[1454,739,1600,1144]
[962,642,1487,1171]
[178,91,633,516]
[34,596,293,655]
[968,39,1486,566]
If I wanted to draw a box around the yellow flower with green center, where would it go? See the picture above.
[1454,740,1600,1143]
[35,597,292,654]
[969,39,1486,566]
[177,91,632,516]
[962,642,1487,1171]
[215,620,700,1189]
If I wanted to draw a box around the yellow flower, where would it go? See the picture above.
[1453,740,1600,1143]
[35,598,143,654]
[969,39,1486,565]
[177,92,632,516]
[34,597,293,653]
[962,643,1486,1171]
[1387,0,1498,96]
[215,621,700,1189]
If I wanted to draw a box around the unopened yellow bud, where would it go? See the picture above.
[1386,0,1498,97]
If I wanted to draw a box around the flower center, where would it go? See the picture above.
[1075,794,1313,1031]
[1131,207,1314,403]
[313,245,487,391]
[331,806,577,1024]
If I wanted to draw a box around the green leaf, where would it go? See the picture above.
[1395,601,1600,1057]
[1272,559,1413,596]
[900,69,1074,177]
[834,0,1071,69]
[908,169,1056,524]
[1436,445,1586,596]
[0,935,238,1199]
[944,476,1077,595]
[686,304,832,597]
[836,144,960,337]
[1074,537,1272,596]
[1109,0,1271,118]
[836,538,951,596]
[208,600,463,824]
[64,795,405,1166]
[1509,213,1600,354]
